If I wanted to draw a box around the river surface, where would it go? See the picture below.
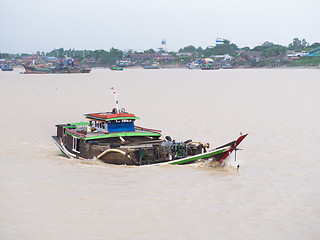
[0,67,319,239]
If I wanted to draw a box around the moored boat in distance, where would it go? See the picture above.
[80,67,92,73]
[1,65,13,71]
[187,61,201,69]
[110,66,123,71]
[187,58,220,70]
[200,64,219,70]
[22,57,91,74]
[52,89,247,167]
[142,62,162,69]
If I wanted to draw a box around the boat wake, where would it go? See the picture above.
[193,154,240,170]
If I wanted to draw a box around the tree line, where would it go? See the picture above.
[1,38,319,64]
[177,38,320,58]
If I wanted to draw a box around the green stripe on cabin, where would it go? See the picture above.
[65,130,161,140]
[85,131,161,140]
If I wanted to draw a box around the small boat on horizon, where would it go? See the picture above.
[200,64,219,70]
[52,89,248,167]
[1,65,13,71]
[187,61,201,69]
[22,57,91,74]
[110,66,123,71]
[142,62,162,69]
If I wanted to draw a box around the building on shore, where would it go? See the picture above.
[126,53,176,62]
[306,47,320,57]
[286,51,308,61]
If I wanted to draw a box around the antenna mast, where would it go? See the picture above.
[110,87,120,113]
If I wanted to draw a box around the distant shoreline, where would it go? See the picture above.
[11,65,320,70]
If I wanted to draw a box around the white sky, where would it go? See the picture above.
[1,0,319,53]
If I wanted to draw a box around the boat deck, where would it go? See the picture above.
[66,126,162,140]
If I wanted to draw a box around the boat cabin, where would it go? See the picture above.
[84,108,140,134]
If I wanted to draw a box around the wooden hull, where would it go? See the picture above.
[110,67,123,71]
[80,68,92,73]
[22,64,91,74]
[142,65,161,69]
[52,134,247,166]
[1,65,13,71]
[200,66,219,70]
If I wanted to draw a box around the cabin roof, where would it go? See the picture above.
[84,112,139,122]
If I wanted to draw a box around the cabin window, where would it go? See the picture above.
[72,137,80,153]
[107,120,135,133]
[92,121,106,131]
[97,122,105,129]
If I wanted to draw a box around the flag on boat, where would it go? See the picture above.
[110,87,116,94]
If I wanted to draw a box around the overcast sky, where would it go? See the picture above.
[1,0,319,53]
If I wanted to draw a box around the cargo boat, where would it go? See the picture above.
[110,66,123,71]
[1,65,13,71]
[22,57,91,74]
[52,89,247,166]
[200,64,219,70]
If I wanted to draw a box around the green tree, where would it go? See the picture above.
[144,48,156,53]
[308,42,320,50]
[178,45,197,53]
[196,46,203,52]
[301,39,308,48]
[288,38,308,51]
[0,53,10,59]
[214,44,235,55]
[108,48,123,62]
[252,41,274,51]
[91,49,107,59]
[125,49,135,54]
[47,48,65,58]
[261,45,287,57]
[241,47,251,51]
[202,39,238,57]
